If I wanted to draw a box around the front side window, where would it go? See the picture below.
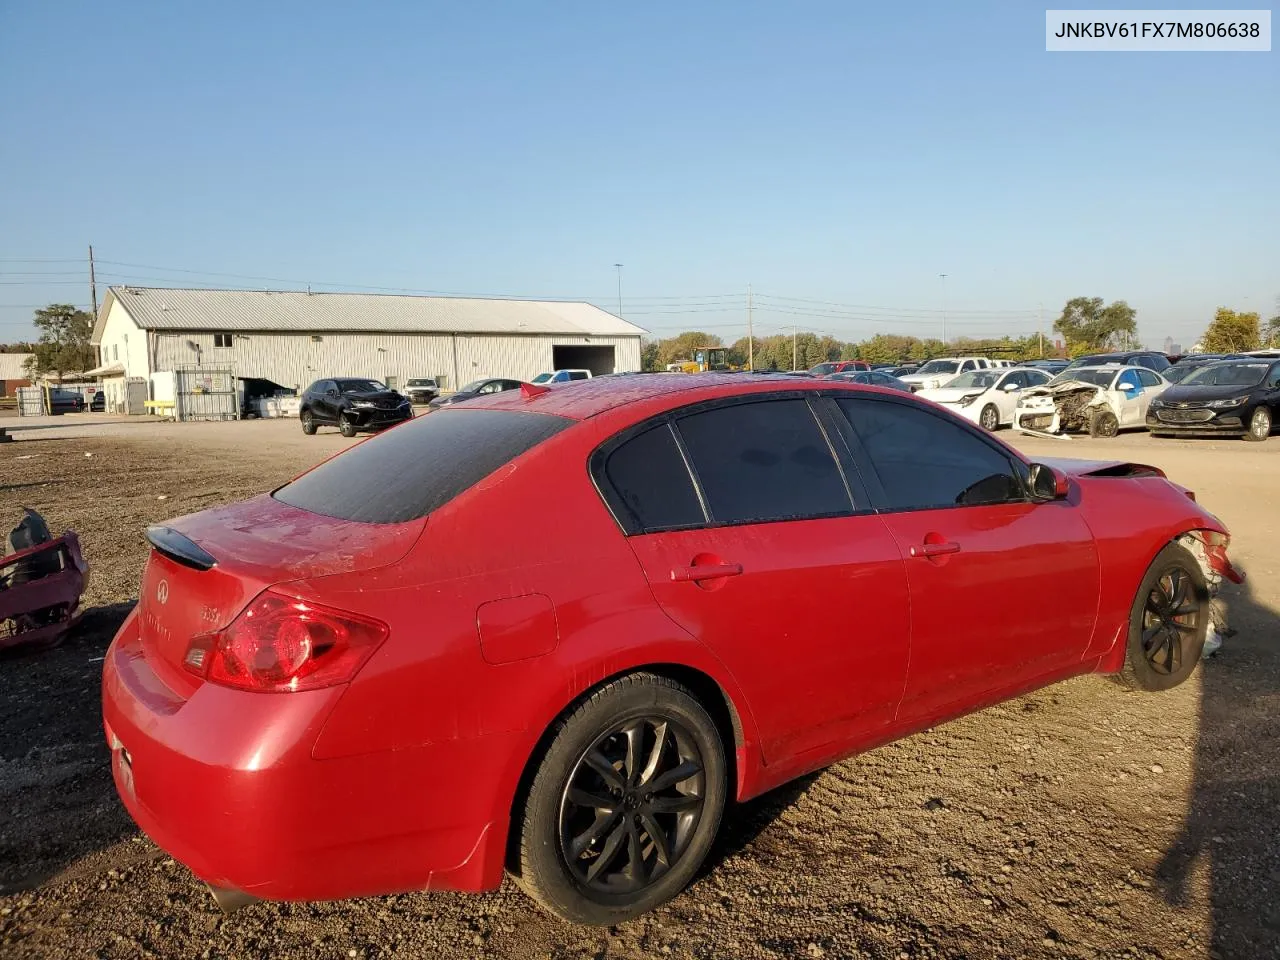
[676,399,852,524]
[838,398,1023,510]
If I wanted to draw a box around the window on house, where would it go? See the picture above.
[214,334,233,348]
[112,345,119,362]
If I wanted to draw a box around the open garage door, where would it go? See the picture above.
[552,345,615,376]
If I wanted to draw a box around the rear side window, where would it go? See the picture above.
[838,398,1022,510]
[274,409,572,523]
[1135,369,1162,387]
[676,399,852,524]
[602,423,704,533]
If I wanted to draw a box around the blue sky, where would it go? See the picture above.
[1,1,1275,348]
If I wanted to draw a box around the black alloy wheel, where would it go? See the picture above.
[514,673,726,925]
[1140,566,1200,675]
[558,717,705,895]
[301,410,316,435]
[1116,543,1208,692]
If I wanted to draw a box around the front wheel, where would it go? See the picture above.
[339,417,358,438]
[979,404,999,432]
[1089,409,1119,438]
[301,411,317,435]
[514,673,727,925]
[1244,406,1272,442]
[1115,543,1209,692]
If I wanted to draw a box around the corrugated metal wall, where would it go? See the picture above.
[152,331,641,391]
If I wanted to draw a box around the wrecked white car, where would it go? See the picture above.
[1013,364,1169,439]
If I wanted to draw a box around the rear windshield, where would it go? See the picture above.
[274,409,573,523]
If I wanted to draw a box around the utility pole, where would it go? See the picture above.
[1037,302,1044,358]
[747,283,754,370]
[792,324,798,371]
[614,264,624,318]
[89,245,100,367]
[939,273,948,345]
[88,245,99,318]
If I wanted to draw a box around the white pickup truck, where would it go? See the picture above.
[898,357,994,392]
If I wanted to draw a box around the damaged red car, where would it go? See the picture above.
[102,374,1243,925]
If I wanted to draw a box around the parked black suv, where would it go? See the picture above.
[299,378,412,437]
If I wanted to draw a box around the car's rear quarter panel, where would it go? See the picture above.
[282,412,764,890]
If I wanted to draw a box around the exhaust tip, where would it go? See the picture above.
[208,885,260,914]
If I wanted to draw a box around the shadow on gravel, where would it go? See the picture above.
[0,602,137,894]
[1156,578,1280,957]
[700,772,823,877]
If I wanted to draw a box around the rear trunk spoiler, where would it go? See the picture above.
[145,526,217,571]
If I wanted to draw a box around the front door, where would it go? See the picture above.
[598,397,912,765]
[833,395,1100,718]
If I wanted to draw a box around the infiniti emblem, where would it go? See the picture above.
[156,579,169,605]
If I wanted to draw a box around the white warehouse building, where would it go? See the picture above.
[89,286,645,400]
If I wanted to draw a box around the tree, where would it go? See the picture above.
[0,341,36,353]
[26,304,96,381]
[640,340,660,372]
[1053,297,1138,352]
[1200,308,1262,353]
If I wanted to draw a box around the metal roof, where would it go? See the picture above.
[0,353,33,380]
[94,286,647,340]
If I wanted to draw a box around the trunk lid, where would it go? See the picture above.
[136,494,424,695]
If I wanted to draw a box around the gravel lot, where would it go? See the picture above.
[1,415,1277,960]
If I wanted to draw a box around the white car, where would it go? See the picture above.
[531,369,593,384]
[917,367,1052,431]
[898,357,993,391]
[1013,364,1170,438]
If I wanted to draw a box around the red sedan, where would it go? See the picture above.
[102,374,1243,925]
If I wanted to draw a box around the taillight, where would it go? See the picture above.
[183,591,388,692]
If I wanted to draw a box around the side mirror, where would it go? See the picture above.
[1117,381,1137,392]
[1028,463,1069,501]
[1002,381,1020,391]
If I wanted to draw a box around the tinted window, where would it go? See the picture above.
[603,424,704,533]
[1135,369,1162,387]
[838,398,1022,510]
[676,399,852,524]
[274,409,572,523]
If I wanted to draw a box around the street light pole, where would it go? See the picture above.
[614,264,624,318]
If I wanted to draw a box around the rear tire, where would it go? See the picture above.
[979,404,999,432]
[514,673,727,925]
[301,411,317,435]
[339,417,358,438]
[1089,410,1119,438]
[1244,406,1271,442]
[1114,543,1208,692]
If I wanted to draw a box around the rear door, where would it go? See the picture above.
[832,395,1100,718]
[598,395,912,763]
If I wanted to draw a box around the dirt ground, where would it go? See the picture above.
[1,416,1277,960]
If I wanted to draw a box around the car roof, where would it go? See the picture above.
[459,372,856,420]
